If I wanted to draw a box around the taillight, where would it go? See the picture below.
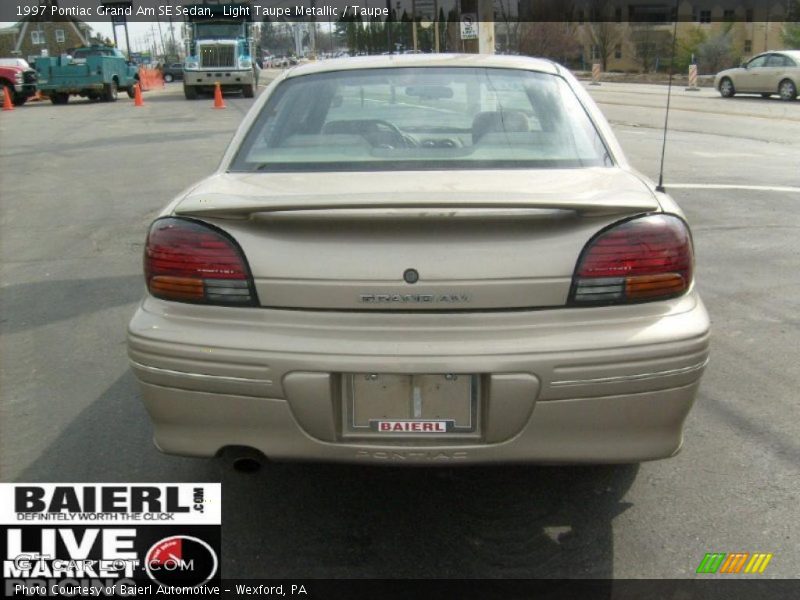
[144,217,256,306]
[570,214,693,305]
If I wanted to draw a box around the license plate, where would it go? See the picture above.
[342,373,479,437]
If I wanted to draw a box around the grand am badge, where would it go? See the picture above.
[360,293,470,304]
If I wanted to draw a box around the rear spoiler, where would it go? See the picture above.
[174,191,659,219]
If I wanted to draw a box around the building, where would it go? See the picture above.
[517,1,793,73]
[0,0,92,64]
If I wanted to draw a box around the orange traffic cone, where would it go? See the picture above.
[134,83,144,107]
[213,82,225,109]
[2,86,14,111]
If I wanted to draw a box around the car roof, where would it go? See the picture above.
[776,50,800,60]
[755,50,800,59]
[283,53,560,79]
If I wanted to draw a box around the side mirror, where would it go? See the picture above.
[740,63,748,69]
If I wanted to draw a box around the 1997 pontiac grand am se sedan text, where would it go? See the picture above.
[127,54,710,465]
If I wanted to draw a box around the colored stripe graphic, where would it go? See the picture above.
[696,553,726,574]
[697,552,773,574]
[744,553,773,574]
[719,553,749,574]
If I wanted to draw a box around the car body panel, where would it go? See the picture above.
[128,291,709,463]
[173,169,660,310]
[0,64,37,99]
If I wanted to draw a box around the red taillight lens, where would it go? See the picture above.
[144,217,256,305]
[571,214,693,304]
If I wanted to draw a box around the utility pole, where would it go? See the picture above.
[386,0,393,53]
[309,0,316,57]
[459,0,494,54]
[151,25,161,57]
[434,0,440,53]
[101,2,133,57]
[168,14,177,58]
[156,12,167,59]
[412,0,418,51]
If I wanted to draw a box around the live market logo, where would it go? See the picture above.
[0,484,221,596]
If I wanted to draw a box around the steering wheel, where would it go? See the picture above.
[365,120,417,149]
[363,119,401,135]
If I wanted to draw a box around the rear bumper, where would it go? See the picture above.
[128,291,710,464]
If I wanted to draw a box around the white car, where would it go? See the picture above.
[715,50,800,100]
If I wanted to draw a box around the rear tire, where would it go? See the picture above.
[242,83,254,98]
[778,79,797,101]
[126,86,136,99]
[719,77,735,98]
[50,93,69,105]
[183,83,198,100]
[103,81,118,102]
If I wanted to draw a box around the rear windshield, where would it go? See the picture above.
[231,67,612,172]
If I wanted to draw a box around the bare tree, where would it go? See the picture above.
[697,26,738,74]
[586,0,623,71]
[496,0,522,53]
[630,23,673,73]
[518,22,582,63]
[782,0,800,47]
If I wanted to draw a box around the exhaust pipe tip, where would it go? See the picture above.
[222,446,267,473]
[232,456,262,473]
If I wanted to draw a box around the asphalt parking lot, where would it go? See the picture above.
[1,78,798,578]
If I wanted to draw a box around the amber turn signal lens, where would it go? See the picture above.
[149,276,205,301]
[625,273,687,300]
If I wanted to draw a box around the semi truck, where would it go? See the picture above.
[34,45,139,104]
[182,1,258,99]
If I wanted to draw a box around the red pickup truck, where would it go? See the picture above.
[0,60,38,106]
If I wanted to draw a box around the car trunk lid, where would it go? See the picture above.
[173,169,659,310]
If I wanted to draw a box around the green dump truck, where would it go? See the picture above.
[34,45,139,105]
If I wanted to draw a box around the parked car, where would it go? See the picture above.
[715,50,800,100]
[161,62,184,83]
[0,61,37,106]
[264,56,288,68]
[128,54,710,466]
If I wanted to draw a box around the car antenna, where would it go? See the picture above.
[656,1,681,194]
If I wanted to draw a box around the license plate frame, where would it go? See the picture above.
[342,373,480,439]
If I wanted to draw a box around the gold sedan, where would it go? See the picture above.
[128,55,710,466]
[715,51,800,100]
